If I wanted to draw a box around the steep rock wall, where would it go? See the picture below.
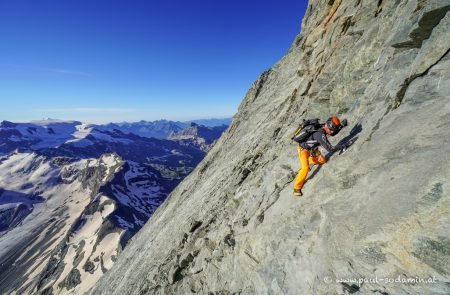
[90,0,450,294]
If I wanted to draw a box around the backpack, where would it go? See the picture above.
[291,118,322,144]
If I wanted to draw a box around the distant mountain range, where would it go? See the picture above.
[0,118,229,294]
[103,118,232,139]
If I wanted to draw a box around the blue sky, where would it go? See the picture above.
[0,0,308,123]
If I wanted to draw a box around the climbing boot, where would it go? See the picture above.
[293,189,303,197]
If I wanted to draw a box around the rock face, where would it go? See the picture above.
[91,1,450,294]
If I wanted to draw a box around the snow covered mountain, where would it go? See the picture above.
[0,119,227,294]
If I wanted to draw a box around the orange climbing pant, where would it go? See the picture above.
[294,146,327,190]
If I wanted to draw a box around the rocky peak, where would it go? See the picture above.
[0,120,17,128]
[169,124,228,152]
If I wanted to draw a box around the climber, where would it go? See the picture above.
[293,116,347,196]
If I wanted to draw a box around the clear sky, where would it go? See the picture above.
[0,0,308,123]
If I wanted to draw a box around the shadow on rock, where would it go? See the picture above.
[337,123,362,155]
[307,123,362,181]
[0,189,45,232]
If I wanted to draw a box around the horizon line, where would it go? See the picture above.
[2,116,234,125]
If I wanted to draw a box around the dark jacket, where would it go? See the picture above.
[299,129,334,152]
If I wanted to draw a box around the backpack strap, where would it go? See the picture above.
[291,119,306,140]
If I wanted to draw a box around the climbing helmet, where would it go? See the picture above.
[326,116,342,135]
